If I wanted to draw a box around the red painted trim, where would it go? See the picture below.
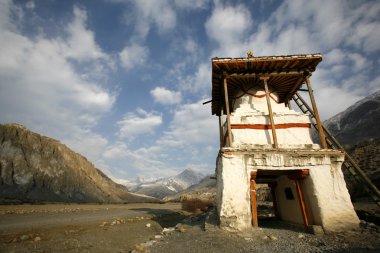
[231,123,311,130]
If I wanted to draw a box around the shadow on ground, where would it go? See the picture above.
[130,208,190,228]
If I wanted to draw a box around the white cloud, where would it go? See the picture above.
[117,108,162,139]
[25,1,35,10]
[158,101,218,146]
[179,63,211,94]
[119,43,149,70]
[0,2,115,165]
[150,87,182,105]
[64,6,110,62]
[124,0,176,39]
[205,4,252,56]
[174,0,209,10]
[103,142,129,159]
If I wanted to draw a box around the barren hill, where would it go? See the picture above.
[0,124,157,203]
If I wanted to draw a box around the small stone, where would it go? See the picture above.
[262,235,269,240]
[146,223,151,228]
[143,240,156,247]
[133,243,145,252]
[100,222,108,227]
[162,227,175,235]
[154,235,163,239]
[178,226,187,233]
[34,236,42,242]
[269,235,278,240]
[298,234,305,239]
[20,234,30,241]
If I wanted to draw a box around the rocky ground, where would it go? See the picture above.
[0,203,379,253]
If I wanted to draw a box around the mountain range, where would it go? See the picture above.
[0,124,158,203]
[128,169,204,198]
[324,90,380,148]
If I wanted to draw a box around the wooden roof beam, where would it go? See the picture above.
[226,70,305,79]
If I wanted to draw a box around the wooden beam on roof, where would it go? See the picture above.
[223,78,233,147]
[226,70,305,78]
[262,76,279,149]
[284,75,307,102]
[305,77,327,149]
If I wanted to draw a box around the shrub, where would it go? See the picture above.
[181,198,215,213]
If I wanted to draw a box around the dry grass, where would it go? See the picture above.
[181,198,215,213]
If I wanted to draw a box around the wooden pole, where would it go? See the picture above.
[305,77,327,149]
[224,78,233,147]
[262,77,278,148]
[289,170,310,229]
[219,107,224,148]
[294,180,309,228]
[250,172,258,227]
[218,115,223,149]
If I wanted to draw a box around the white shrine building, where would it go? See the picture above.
[210,54,360,233]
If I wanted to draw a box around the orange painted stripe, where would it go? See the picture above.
[231,123,311,130]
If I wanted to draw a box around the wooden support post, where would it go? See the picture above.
[218,107,224,149]
[289,169,310,228]
[269,182,280,219]
[305,77,327,149]
[262,77,278,148]
[224,78,233,147]
[294,180,309,228]
[218,115,223,149]
[250,172,258,227]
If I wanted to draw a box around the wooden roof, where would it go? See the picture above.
[211,54,323,116]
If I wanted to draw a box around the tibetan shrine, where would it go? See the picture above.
[210,53,359,232]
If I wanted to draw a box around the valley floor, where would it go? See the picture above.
[0,203,379,253]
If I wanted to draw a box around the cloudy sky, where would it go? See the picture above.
[1,0,379,182]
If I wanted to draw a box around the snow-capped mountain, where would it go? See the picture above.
[324,90,380,147]
[128,169,204,198]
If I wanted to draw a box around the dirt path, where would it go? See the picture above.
[0,203,187,253]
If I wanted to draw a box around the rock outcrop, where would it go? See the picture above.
[0,124,158,203]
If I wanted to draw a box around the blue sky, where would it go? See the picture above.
[0,0,379,183]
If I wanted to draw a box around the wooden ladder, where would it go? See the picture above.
[292,92,380,206]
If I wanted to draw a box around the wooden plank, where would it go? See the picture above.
[305,77,327,148]
[262,77,279,148]
[224,78,233,147]
[250,172,258,227]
